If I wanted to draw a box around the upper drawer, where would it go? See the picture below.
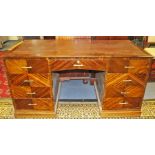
[108,58,151,73]
[49,58,108,71]
[5,58,49,74]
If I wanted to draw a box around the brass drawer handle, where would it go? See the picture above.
[119,101,128,105]
[21,66,32,69]
[123,79,132,82]
[124,66,135,69]
[73,60,84,67]
[26,92,36,95]
[23,80,33,83]
[28,103,37,106]
[73,64,84,67]
[121,91,129,95]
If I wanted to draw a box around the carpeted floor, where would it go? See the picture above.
[0,99,155,119]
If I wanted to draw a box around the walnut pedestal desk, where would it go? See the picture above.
[2,40,152,118]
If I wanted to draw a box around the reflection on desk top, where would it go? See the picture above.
[144,48,155,57]
[1,40,152,58]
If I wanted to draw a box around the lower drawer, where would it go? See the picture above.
[11,86,51,98]
[13,99,54,111]
[103,97,142,110]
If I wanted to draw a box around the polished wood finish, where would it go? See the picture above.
[50,58,108,71]
[2,40,152,118]
[3,40,151,58]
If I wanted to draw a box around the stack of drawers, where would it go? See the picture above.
[103,58,151,111]
[5,58,54,116]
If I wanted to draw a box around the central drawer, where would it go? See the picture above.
[50,58,108,71]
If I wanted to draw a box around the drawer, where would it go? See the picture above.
[103,97,142,110]
[11,86,32,98]
[9,73,51,87]
[105,73,128,97]
[124,78,145,97]
[108,58,129,73]
[28,74,51,87]
[11,86,51,98]
[5,59,27,74]
[31,87,51,98]
[105,73,145,98]
[108,58,150,74]
[9,74,29,86]
[27,59,49,73]
[50,58,108,71]
[128,58,151,75]
[5,58,49,74]
[14,99,54,111]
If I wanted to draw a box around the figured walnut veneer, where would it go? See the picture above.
[1,40,153,118]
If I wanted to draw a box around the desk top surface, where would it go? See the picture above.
[2,40,152,58]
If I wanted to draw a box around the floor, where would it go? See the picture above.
[0,99,155,119]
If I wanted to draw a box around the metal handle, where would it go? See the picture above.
[124,66,135,69]
[73,64,84,67]
[21,66,32,69]
[123,79,132,82]
[23,80,33,83]
[119,101,128,105]
[121,91,129,95]
[28,103,37,106]
[73,60,84,67]
[26,92,36,95]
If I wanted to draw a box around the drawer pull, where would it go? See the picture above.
[73,64,84,67]
[23,80,33,83]
[119,101,128,105]
[28,103,37,106]
[21,66,32,69]
[73,60,84,67]
[26,92,36,95]
[121,91,129,95]
[124,66,135,69]
[123,79,132,82]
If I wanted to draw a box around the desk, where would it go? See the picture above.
[1,40,153,118]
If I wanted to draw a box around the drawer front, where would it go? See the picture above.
[108,58,151,75]
[105,73,128,97]
[11,86,32,98]
[14,99,54,111]
[31,87,51,98]
[103,97,142,110]
[11,86,51,98]
[27,59,49,73]
[108,58,129,73]
[5,59,27,74]
[105,73,146,98]
[28,74,51,87]
[128,58,150,82]
[9,73,51,87]
[5,58,49,74]
[9,74,29,86]
[50,59,108,71]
